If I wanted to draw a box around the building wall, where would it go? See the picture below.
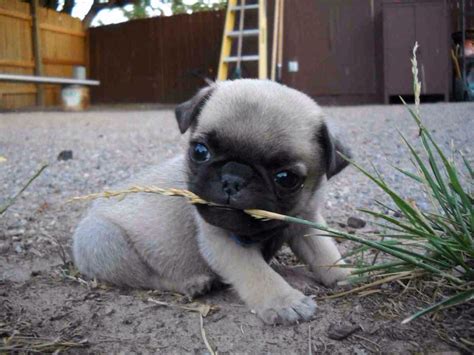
[281,0,383,104]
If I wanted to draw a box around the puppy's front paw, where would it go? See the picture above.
[318,266,352,287]
[256,290,316,325]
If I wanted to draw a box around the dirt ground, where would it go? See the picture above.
[1,102,473,353]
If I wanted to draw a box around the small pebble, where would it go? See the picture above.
[57,150,73,161]
[123,318,133,325]
[347,216,366,229]
[327,322,361,340]
[5,229,25,237]
[0,242,10,253]
[393,211,403,218]
[103,305,115,315]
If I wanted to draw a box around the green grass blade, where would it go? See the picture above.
[425,132,472,212]
[277,214,464,284]
[342,245,372,258]
[399,134,449,208]
[351,261,409,275]
[0,164,48,215]
[360,209,437,239]
[401,288,474,324]
[374,200,399,214]
[393,166,424,183]
[378,243,452,268]
[346,162,433,231]
[461,153,473,179]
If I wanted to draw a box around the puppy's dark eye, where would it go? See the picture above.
[274,170,302,190]
[191,143,211,162]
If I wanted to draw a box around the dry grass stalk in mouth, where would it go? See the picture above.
[71,185,284,221]
[70,185,209,206]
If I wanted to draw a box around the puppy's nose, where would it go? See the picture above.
[221,162,253,196]
[222,175,246,195]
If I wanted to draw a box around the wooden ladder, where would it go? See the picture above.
[217,0,267,80]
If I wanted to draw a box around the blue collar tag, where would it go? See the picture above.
[229,233,259,247]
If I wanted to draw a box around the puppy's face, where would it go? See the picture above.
[175,80,349,237]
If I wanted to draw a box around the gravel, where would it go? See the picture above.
[1,102,473,239]
[0,102,472,353]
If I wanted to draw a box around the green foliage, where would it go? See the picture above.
[122,0,153,20]
[121,0,226,20]
[171,0,226,14]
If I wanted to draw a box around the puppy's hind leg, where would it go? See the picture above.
[73,215,215,296]
[72,215,155,289]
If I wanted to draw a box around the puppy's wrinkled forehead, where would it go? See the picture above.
[193,80,324,162]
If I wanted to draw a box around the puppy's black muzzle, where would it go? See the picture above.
[220,161,254,197]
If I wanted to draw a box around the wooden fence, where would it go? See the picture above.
[87,1,387,105]
[0,0,87,109]
[89,10,225,104]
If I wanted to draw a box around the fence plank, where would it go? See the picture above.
[40,23,86,37]
[31,0,44,105]
[0,60,35,68]
[0,7,31,21]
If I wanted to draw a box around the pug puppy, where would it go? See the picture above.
[73,79,351,325]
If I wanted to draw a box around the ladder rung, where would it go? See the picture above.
[230,4,259,11]
[224,55,260,62]
[227,29,259,37]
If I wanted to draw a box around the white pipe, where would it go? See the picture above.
[0,73,100,86]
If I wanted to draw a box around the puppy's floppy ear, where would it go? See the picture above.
[318,122,352,179]
[175,86,214,134]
